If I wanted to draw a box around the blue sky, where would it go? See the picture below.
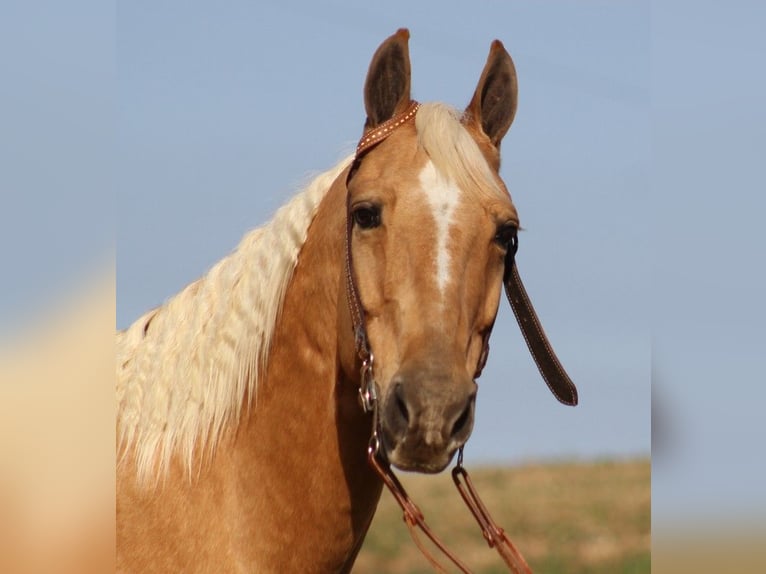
[0,1,113,331]
[651,1,766,524]
[3,0,765,526]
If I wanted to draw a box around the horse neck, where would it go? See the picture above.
[231,171,382,571]
[256,170,360,438]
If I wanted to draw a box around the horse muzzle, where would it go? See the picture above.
[378,372,477,473]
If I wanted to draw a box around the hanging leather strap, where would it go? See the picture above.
[368,443,533,574]
[504,260,578,405]
[472,229,578,406]
[452,448,532,573]
[367,446,473,574]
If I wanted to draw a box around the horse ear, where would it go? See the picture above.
[364,29,412,128]
[465,40,518,149]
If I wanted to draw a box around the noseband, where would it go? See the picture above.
[344,101,578,573]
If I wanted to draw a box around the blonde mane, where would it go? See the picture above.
[117,157,352,483]
[117,103,507,484]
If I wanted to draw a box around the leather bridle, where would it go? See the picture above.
[344,100,578,573]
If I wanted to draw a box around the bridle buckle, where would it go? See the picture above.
[357,354,377,413]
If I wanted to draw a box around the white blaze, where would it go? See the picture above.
[418,161,461,296]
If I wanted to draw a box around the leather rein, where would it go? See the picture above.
[344,100,578,573]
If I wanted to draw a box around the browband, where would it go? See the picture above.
[357,100,421,156]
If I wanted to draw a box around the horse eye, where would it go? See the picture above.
[353,205,381,229]
[495,223,518,249]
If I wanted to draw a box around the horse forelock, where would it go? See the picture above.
[414,102,510,205]
[117,155,353,484]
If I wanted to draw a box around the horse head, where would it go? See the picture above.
[342,30,521,473]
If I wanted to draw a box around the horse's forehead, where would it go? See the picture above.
[393,156,467,211]
[370,154,488,302]
[414,160,464,295]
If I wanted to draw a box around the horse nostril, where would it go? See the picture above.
[394,383,410,425]
[451,398,474,439]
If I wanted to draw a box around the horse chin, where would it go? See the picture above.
[383,444,456,475]
[392,458,451,475]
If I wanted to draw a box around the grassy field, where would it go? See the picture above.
[354,458,650,574]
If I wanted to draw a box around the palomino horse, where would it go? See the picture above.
[117,29,577,573]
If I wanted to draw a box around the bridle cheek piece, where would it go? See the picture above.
[344,100,578,574]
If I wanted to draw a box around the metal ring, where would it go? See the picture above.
[359,352,377,413]
[368,432,381,455]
